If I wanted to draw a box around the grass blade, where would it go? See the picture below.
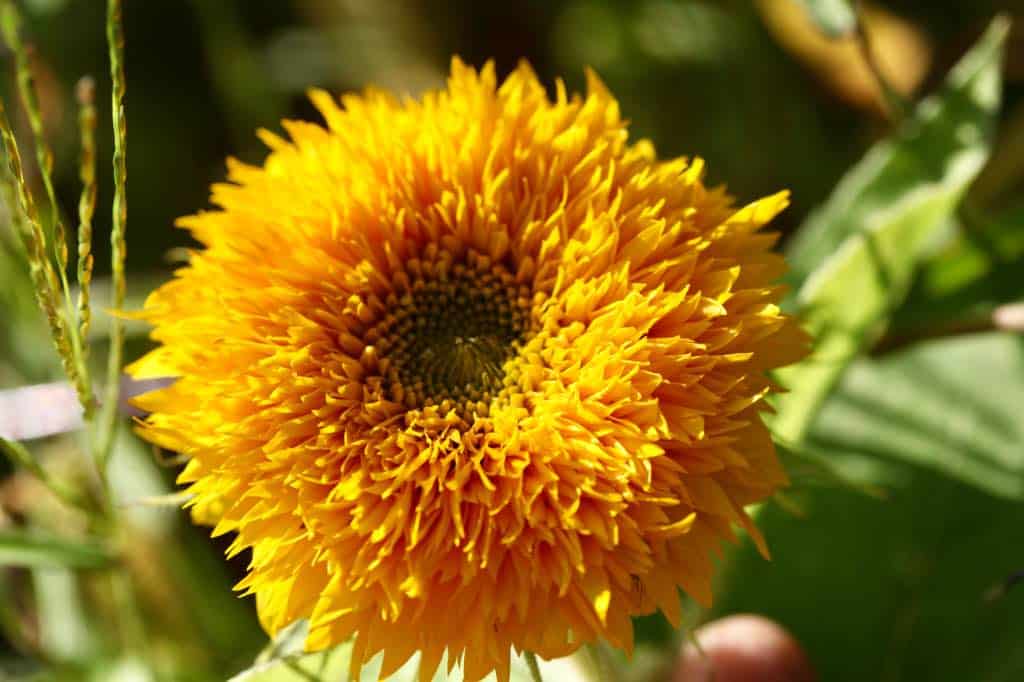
[0,102,82,399]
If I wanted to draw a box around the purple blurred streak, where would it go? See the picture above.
[0,376,174,440]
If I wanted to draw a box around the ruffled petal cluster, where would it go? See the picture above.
[130,59,807,682]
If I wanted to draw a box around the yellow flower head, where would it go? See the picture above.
[130,59,806,681]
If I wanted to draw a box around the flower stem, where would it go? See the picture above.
[524,650,544,682]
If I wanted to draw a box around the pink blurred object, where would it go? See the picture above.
[0,376,171,441]
[0,381,83,440]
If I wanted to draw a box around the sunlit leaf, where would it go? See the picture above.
[773,17,1009,442]
[805,332,1024,499]
[735,332,1024,679]
[777,444,887,499]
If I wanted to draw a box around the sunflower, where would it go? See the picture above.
[129,58,807,682]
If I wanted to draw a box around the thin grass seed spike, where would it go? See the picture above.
[0,1,71,292]
[0,1,94,413]
[76,77,98,372]
[0,1,91,406]
[0,156,26,254]
[0,101,82,401]
[98,0,128,472]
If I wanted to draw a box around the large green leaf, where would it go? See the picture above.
[721,331,1024,679]
[0,530,114,569]
[804,332,1024,500]
[773,17,1008,443]
[792,0,856,38]
[713,466,1024,681]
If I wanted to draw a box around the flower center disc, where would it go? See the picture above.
[367,249,533,417]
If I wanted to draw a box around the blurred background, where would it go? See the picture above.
[1,1,1023,680]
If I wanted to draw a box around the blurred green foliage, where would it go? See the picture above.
[1,1,1023,681]
[774,17,1006,442]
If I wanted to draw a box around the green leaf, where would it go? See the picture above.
[776,444,887,499]
[23,0,69,17]
[722,332,1024,680]
[805,332,1024,500]
[892,203,1024,334]
[0,530,115,569]
[713,463,1024,681]
[793,0,856,38]
[773,16,1009,443]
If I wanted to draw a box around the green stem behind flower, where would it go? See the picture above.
[524,650,545,682]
